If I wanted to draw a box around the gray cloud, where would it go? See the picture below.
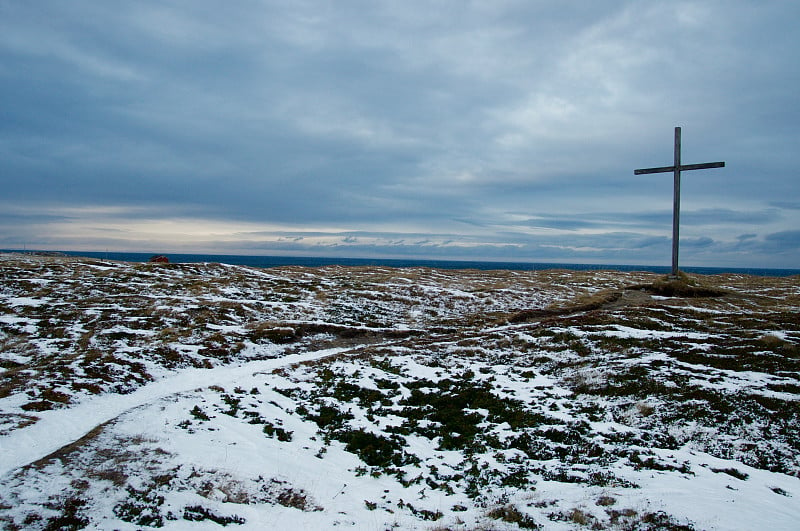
[1,1,799,268]
[764,231,800,249]
[770,202,800,211]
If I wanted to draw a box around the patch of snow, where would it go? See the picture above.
[0,347,350,479]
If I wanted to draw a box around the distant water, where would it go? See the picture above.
[7,251,786,277]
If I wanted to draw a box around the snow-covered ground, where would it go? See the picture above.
[0,254,798,530]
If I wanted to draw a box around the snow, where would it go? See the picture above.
[633,447,800,531]
[0,255,798,529]
[0,315,38,334]
[0,348,350,478]
[6,296,48,307]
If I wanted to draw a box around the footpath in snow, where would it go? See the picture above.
[0,348,349,479]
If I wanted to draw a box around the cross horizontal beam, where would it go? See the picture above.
[634,161,725,175]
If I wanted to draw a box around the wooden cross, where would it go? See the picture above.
[634,126,725,277]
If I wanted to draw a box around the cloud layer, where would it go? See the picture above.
[1,1,799,267]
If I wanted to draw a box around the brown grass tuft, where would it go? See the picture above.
[644,272,727,298]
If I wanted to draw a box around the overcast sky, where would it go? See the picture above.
[1,1,798,268]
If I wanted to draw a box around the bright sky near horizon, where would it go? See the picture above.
[1,1,798,268]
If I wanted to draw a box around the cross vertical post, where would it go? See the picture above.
[672,126,681,276]
[634,127,725,277]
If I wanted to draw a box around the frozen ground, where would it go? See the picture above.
[0,253,798,530]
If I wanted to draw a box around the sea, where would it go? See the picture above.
[6,250,794,277]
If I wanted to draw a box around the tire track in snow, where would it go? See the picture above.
[0,347,350,478]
